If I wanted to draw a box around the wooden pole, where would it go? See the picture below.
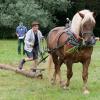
[0,64,43,79]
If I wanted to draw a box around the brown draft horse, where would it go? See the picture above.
[47,10,96,94]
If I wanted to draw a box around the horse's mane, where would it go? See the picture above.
[71,9,95,36]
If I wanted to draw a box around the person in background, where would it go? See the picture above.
[16,22,27,55]
[18,21,44,72]
[65,18,71,28]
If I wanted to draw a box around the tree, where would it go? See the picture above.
[0,0,52,28]
[35,0,71,26]
[0,0,54,38]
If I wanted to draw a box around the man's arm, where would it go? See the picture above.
[16,27,19,37]
[23,27,27,38]
[95,37,100,41]
[16,33,19,37]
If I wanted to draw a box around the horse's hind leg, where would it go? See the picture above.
[51,54,62,85]
[48,54,54,81]
[82,59,91,94]
[61,62,73,89]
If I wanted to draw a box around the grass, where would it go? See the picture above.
[0,40,100,100]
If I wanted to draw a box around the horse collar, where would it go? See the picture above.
[65,28,83,47]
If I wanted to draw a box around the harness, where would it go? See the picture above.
[48,28,82,53]
[65,28,82,47]
[38,27,96,64]
[48,27,96,54]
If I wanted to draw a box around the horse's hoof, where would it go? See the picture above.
[51,82,55,85]
[83,90,90,95]
[60,80,70,90]
[60,82,70,90]
[51,79,55,85]
[63,86,67,90]
[62,86,70,90]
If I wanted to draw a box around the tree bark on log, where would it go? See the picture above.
[0,64,43,79]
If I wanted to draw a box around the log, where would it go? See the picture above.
[0,64,43,79]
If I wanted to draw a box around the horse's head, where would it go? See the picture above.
[71,10,96,46]
[78,10,96,46]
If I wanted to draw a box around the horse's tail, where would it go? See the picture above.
[48,54,54,81]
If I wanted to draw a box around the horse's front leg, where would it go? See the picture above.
[82,58,91,94]
[61,62,73,89]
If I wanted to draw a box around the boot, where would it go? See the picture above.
[18,59,25,70]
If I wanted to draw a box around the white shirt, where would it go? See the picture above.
[24,29,43,52]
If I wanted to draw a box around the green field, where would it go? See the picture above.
[0,40,100,100]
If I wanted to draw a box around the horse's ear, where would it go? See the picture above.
[78,12,84,19]
[92,12,96,18]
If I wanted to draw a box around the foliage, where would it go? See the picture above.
[35,0,71,25]
[0,0,71,38]
[0,0,51,28]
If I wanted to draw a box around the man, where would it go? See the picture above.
[16,22,27,55]
[18,21,44,72]
[65,18,71,28]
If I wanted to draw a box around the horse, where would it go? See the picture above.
[47,9,96,94]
